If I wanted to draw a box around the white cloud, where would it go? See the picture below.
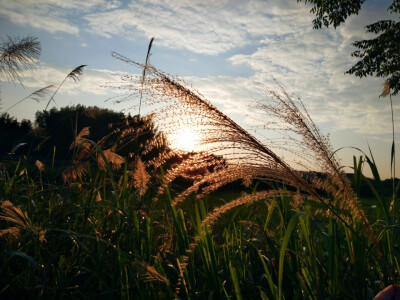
[225,0,397,137]
[1,0,398,177]
[0,1,79,35]
[84,0,313,55]
[15,63,119,97]
[183,75,256,119]
[0,0,122,35]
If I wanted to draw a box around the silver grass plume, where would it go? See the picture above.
[45,65,87,110]
[111,54,380,254]
[0,36,41,84]
[110,58,325,206]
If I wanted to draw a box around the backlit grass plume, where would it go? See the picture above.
[112,58,349,203]
[45,64,87,110]
[133,157,151,196]
[61,114,166,201]
[111,54,378,249]
[0,35,41,83]
[0,200,46,242]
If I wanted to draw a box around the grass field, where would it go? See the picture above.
[1,37,399,299]
[0,124,399,299]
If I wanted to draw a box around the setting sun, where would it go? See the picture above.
[171,127,199,152]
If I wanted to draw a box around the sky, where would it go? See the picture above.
[0,0,398,178]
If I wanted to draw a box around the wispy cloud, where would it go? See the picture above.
[84,0,311,55]
[1,0,397,177]
[0,0,121,35]
[0,1,79,35]
[226,0,396,136]
[183,75,256,117]
[13,63,118,97]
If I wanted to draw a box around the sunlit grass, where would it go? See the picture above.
[0,44,399,299]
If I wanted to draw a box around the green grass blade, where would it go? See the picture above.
[256,247,278,299]
[229,263,242,300]
[278,213,299,300]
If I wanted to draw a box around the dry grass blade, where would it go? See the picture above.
[62,163,88,183]
[132,260,169,284]
[0,35,41,83]
[0,200,30,227]
[97,149,124,171]
[380,80,390,98]
[69,127,90,150]
[202,190,293,228]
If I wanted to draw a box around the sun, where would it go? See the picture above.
[170,127,199,152]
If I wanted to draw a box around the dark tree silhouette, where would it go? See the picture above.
[0,113,32,154]
[34,105,167,163]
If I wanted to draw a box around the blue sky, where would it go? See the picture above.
[0,0,398,178]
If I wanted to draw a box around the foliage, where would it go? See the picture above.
[298,0,400,95]
[34,105,129,159]
[0,113,32,154]
[346,20,400,95]
[297,0,365,29]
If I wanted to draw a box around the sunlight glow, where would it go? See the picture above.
[171,127,199,152]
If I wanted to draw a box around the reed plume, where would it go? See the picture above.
[133,157,150,196]
[380,80,390,98]
[111,55,354,213]
[61,113,166,190]
[106,53,387,264]
[0,200,30,228]
[97,149,124,171]
[0,200,45,241]
[45,65,87,110]
[0,35,41,83]
[202,190,293,228]
[132,259,169,284]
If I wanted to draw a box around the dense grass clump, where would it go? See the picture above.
[0,155,398,299]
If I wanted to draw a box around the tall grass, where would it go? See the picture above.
[0,51,399,299]
[111,57,373,231]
